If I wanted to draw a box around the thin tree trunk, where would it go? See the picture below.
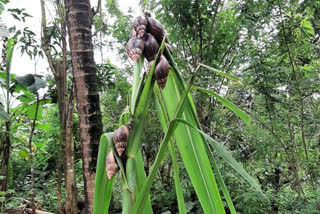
[40,0,79,212]
[56,143,64,214]
[65,0,103,212]
[0,122,10,193]
[0,37,10,195]
[28,94,40,214]
[64,86,78,213]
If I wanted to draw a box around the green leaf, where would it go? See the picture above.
[300,18,314,36]
[192,86,250,125]
[199,63,241,83]
[211,156,237,214]
[36,123,52,130]
[133,63,225,214]
[162,48,225,213]
[0,105,9,121]
[154,86,186,214]
[34,142,46,149]
[130,57,145,115]
[93,133,114,214]
[175,118,267,199]
[15,74,46,93]
[132,71,197,214]
[5,38,15,75]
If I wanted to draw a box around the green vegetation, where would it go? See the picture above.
[1,0,320,213]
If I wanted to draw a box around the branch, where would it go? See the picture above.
[40,0,57,77]
[205,0,222,64]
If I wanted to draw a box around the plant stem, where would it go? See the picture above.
[28,93,40,214]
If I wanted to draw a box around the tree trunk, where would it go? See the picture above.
[40,0,79,213]
[0,37,10,195]
[64,85,78,213]
[0,122,10,193]
[65,0,103,213]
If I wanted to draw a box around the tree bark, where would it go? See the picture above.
[28,94,40,214]
[65,0,103,213]
[0,37,10,195]
[40,0,79,213]
[0,122,10,193]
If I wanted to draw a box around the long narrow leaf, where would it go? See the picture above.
[211,156,237,214]
[130,57,145,115]
[199,63,241,83]
[154,86,186,214]
[94,133,115,214]
[122,35,168,214]
[193,86,250,125]
[162,49,226,213]
[175,118,266,198]
[0,105,9,121]
[132,71,198,214]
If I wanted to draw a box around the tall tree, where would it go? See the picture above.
[40,0,79,213]
[0,36,11,194]
[65,0,103,213]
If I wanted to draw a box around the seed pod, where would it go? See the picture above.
[146,17,165,44]
[129,29,137,39]
[113,125,130,156]
[133,16,148,37]
[143,33,159,62]
[155,55,169,89]
[126,37,144,63]
[106,151,119,179]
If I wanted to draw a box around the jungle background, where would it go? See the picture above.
[0,0,320,213]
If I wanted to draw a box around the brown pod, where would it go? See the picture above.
[143,33,159,62]
[106,151,119,179]
[113,125,130,156]
[155,55,169,89]
[126,37,144,63]
[133,16,148,37]
[146,17,165,44]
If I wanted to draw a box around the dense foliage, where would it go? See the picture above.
[1,0,320,213]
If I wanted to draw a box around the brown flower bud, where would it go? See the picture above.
[106,151,119,179]
[113,125,130,156]
[126,37,144,63]
[155,55,169,89]
[133,16,148,37]
[143,33,159,62]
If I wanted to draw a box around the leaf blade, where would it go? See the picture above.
[175,118,266,198]
[0,105,9,121]
[193,86,250,125]
[199,63,241,83]
[93,133,114,214]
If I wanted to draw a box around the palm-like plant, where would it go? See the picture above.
[93,37,265,214]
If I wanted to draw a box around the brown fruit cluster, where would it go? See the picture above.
[126,15,172,89]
